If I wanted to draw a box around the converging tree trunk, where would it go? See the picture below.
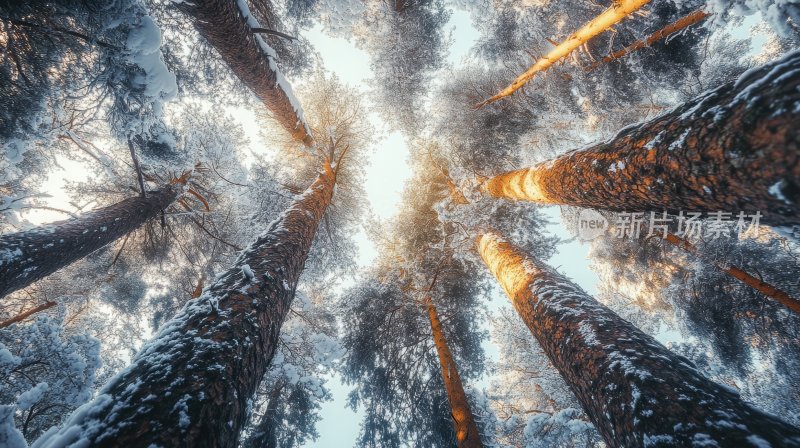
[587,9,709,72]
[244,379,286,448]
[425,296,483,448]
[657,231,800,314]
[476,231,800,447]
[33,162,337,448]
[483,50,800,226]
[0,185,182,299]
[191,274,205,299]
[0,301,57,329]
[476,0,651,107]
[176,0,313,145]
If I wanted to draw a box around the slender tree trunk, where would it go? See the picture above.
[244,379,285,448]
[476,231,800,447]
[191,274,205,299]
[175,0,313,146]
[587,10,709,72]
[425,296,483,448]
[0,186,182,299]
[658,231,800,314]
[483,50,800,226]
[33,163,336,448]
[476,0,651,107]
[0,301,56,328]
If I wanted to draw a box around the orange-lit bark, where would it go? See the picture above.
[484,51,800,226]
[477,231,800,446]
[658,232,800,314]
[425,296,483,448]
[476,0,651,107]
[38,162,337,447]
[176,0,313,145]
[0,301,56,329]
[191,274,205,299]
[587,10,709,72]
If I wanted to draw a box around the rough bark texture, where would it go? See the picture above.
[476,0,651,107]
[477,231,800,447]
[0,186,181,299]
[587,10,709,72]
[176,0,313,145]
[484,50,800,226]
[33,163,336,448]
[425,297,483,448]
[659,231,800,314]
[0,301,56,329]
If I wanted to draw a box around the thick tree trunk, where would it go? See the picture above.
[477,231,800,447]
[587,10,709,72]
[0,186,181,299]
[425,297,483,448]
[0,301,56,328]
[176,0,313,146]
[33,163,336,448]
[658,231,800,314]
[243,379,285,448]
[476,0,651,107]
[484,50,800,226]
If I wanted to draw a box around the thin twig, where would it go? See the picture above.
[127,138,147,198]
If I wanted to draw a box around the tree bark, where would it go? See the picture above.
[0,186,182,299]
[658,231,800,314]
[477,231,800,447]
[191,274,205,299]
[33,162,336,448]
[0,301,56,328]
[483,50,800,226]
[586,10,709,72]
[425,296,483,448]
[175,0,312,146]
[476,0,651,107]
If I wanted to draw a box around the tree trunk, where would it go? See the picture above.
[476,0,651,107]
[0,186,181,299]
[0,301,56,328]
[33,163,336,448]
[425,296,483,448]
[587,10,709,72]
[658,231,800,314]
[244,379,285,448]
[175,0,313,146]
[483,50,800,226]
[476,231,800,447]
[191,274,205,299]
